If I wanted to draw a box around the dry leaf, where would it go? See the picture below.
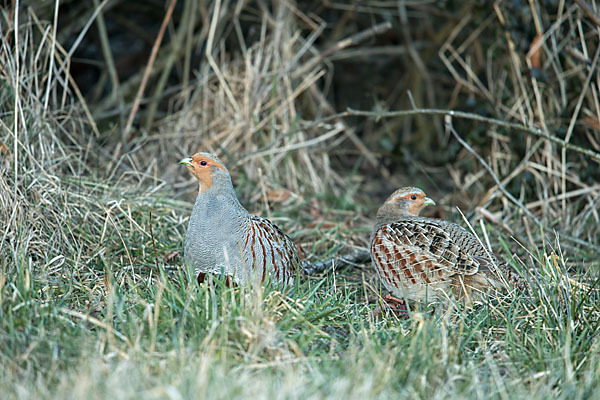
[528,33,543,69]
[261,188,294,203]
[309,198,323,219]
[306,220,345,230]
[295,242,306,260]
[164,251,180,263]
[581,116,600,131]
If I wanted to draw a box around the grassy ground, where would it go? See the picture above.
[2,1,600,399]
[2,229,600,399]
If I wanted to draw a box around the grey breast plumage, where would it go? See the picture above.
[184,187,298,285]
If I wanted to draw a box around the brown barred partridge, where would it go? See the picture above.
[180,152,300,286]
[370,187,525,305]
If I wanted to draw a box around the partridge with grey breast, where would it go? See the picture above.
[180,152,300,286]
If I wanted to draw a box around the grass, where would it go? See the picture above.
[2,1,600,398]
[2,248,600,399]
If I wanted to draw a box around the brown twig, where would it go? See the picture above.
[444,116,541,224]
[149,211,159,271]
[144,0,194,132]
[323,108,600,164]
[321,21,392,58]
[123,0,178,142]
[444,115,600,252]
[302,248,371,275]
[293,22,392,79]
[574,0,600,27]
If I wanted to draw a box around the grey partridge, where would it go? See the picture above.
[180,152,300,286]
[370,187,525,305]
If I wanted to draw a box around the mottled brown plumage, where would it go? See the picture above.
[370,187,525,304]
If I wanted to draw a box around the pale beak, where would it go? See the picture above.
[423,197,436,207]
[179,157,193,166]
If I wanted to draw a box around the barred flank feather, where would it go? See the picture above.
[245,215,299,284]
[371,187,527,303]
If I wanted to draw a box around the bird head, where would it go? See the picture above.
[376,187,436,222]
[179,152,231,193]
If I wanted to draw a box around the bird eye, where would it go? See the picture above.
[410,194,417,200]
[199,160,207,166]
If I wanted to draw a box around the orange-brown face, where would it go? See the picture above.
[387,187,436,216]
[179,153,227,192]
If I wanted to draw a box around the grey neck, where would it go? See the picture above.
[196,173,247,216]
[375,203,411,227]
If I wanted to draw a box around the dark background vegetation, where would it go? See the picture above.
[15,1,600,206]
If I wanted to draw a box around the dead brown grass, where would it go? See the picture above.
[2,0,599,297]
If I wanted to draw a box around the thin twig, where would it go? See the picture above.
[236,122,344,164]
[28,7,102,138]
[12,0,20,198]
[293,22,392,79]
[302,248,371,276]
[322,107,600,163]
[308,86,390,178]
[561,44,600,209]
[444,116,541,224]
[574,0,600,27]
[205,0,241,115]
[321,21,392,58]
[149,211,159,271]
[55,0,110,79]
[144,0,192,131]
[123,0,178,141]
[445,116,600,252]
[43,0,59,113]
[93,0,125,135]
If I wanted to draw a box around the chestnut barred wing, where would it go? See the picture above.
[371,228,449,293]
[370,219,485,292]
[243,215,299,284]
